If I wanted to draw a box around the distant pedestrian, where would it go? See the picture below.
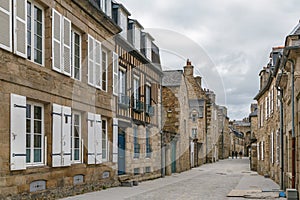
[231,151,234,159]
[239,151,243,159]
[235,151,238,159]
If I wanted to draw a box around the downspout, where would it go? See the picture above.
[277,86,284,190]
[288,59,296,188]
[160,81,165,178]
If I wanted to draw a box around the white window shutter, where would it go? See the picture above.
[271,132,274,164]
[62,106,71,166]
[112,118,118,163]
[62,17,71,76]
[87,112,95,164]
[10,93,26,171]
[95,114,102,164]
[95,40,102,89]
[0,0,12,51]
[52,9,62,72]
[13,0,27,58]
[113,52,119,96]
[88,35,95,85]
[52,104,62,167]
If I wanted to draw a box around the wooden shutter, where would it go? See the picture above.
[88,35,95,85]
[151,83,158,104]
[0,0,12,51]
[52,104,62,167]
[62,106,71,166]
[87,112,95,164]
[95,114,102,164]
[113,52,119,96]
[112,118,118,163]
[10,93,26,171]
[95,40,102,89]
[62,17,71,76]
[13,0,26,58]
[52,9,62,72]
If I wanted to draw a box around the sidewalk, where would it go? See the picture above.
[61,158,285,200]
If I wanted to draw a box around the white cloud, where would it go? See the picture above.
[117,0,300,119]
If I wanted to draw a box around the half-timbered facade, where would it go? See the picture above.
[112,3,163,181]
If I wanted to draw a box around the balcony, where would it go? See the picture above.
[133,100,144,113]
[146,104,154,116]
[118,94,130,109]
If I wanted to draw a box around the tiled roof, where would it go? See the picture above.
[162,70,183,87]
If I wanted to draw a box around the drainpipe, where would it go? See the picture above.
[288,59,295,189]
[277,86,284,190]
[160,82,165,178]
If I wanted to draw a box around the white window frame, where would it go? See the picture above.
[133,76,140,108]
[119,67,126,98]
[101,49,108,91]
[113,52,119,96]
[102,118,108,162]
[71,111,82,164]
[27,0,44,66]
[88,34,102,89]
[119,10,127,39]
[145,83,151,112]
[26,101,45,167]
[271,132,274,164]
[71,30,81,81]
[0,0,12,52]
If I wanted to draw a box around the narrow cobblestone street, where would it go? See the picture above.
[62,158,284,200]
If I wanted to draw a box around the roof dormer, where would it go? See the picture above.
[141,32,154,61]
[90,0,112,17]
[112,3,131,40]
[128,19,144,51]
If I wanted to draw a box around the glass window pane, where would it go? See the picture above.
[26,149,30,163]
[74,150,79,160]
[26,119,31,133]
[33,149,41,162]
[34,106,41,119]
[34,135,41,148]
[74,127,79,137]
[34,121,41,133]
[26,104,31,118]
[75,138,80,148]
[26,134,31,148]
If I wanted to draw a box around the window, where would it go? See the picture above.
[133,127,139,158]
[145,84,151,113]
[92,0,111,16]
[145,167,151,173]
[119,68,126,100]
[134,25,141,50]
[102,119,108,161]
[270,132,274,164]
[134,168,140,175]
[146,128,151,158]
[52,9,71,75]
[133,77,140,109]
[192,128,197,139]
[113,52,118,95]
[276,130,280,163]
[88,35,103,89]
[27,1,44,65]
[26,102,44,165]
[71,112,81,163]
[71,30,81,80]
[102,50,107,91]
[119,10,127,39]
[191,113,197,122]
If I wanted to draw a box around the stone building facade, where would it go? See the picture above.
[253,21,300,191]
[0,0,123,199]
[217,106,230,159]
[249,103,258,171]
[162,69,191,175]
[183,61,208,167]
[111,2,162,182]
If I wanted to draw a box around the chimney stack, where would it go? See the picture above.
[184,59,194,76]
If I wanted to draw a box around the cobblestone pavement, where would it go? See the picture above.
[62,158,285,200]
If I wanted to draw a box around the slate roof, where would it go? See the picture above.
[162,70,183,87]
[249,109,258,117]
[290,21,300,35]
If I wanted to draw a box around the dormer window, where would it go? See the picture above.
[92,0,112,16]
[119,10,128,39]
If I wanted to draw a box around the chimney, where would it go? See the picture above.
[195,76,202,87]
[183,59,194,76]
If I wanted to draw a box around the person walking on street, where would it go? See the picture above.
[235,151,238,159]
[232,151,234,159]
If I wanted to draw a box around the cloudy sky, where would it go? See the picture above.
[117,0,300,120]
